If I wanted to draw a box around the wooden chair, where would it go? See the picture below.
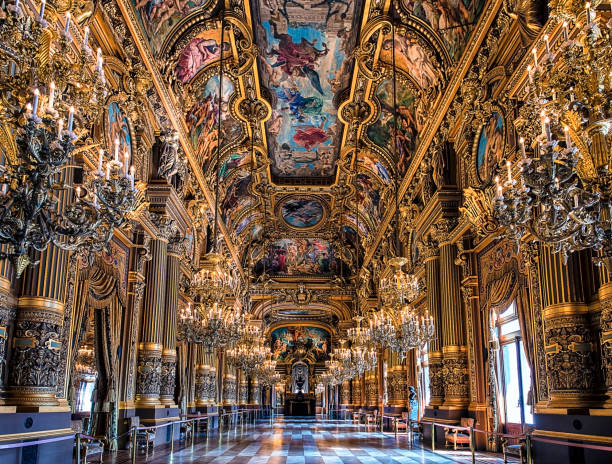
[444,417,474,450]
[352,409,363,424]
[394,412,409,435]
[410,420,423,442]
[502,425,533,463]
[365,410,379,428]
[130,416,155,455]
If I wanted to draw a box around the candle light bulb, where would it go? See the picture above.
[564,125,572,148]
[114,138,119,162]
[532,47,538,67]
[98,148,104,173]
[67,106,75,133]
[32,88,40,116]
[64,12,71,35]
[75,186,81,201]
[563,21,569,40]
[544,34,550,55]
[39,0,45,18]
[83,26,89,46]
[506,160,512,183]
[57,118,64,137]
[48,81,55,110]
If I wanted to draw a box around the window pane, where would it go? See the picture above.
[502,343,521,424]
[501,319,521,336]
[499,301,516,320]
[519,342,534,424]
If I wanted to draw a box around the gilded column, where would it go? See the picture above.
[249,377,260,406]
[6,245,69,407]
[438,224,469,409]
[599,262,612,406]
[195,346,207,408]
[539,245,604,407]
[341,380,351,407]
[421,235,444,406]
[238,371,248,406]
[351,376,361,407]
[0,254,15,392]
[136,226,172,407]
[159,234,183,406]
[365,369,378,407]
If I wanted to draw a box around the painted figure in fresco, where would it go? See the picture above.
[282,199,324,228]
[477,112,504,181]
[276,87,323,121]
[268,21,328,95]
[292,117,333,150]
[177,38,229,83]
[135,0,188,33]
[219,152,249,181]
[382,36,438,89]
[312,0,350,23]
[107,102,131,156]
[361,155,391,184]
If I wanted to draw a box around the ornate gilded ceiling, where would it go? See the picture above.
[121,0,490,290]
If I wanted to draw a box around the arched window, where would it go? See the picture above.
[495,301,533,425]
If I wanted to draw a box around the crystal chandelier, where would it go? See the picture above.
[227,325,270,375]
[393,305,435,356]
[0,3,140,275]
[190,253,236,303]
[347,316,370,347]
[495,2,612,264]
[324,354,347,386]
[379,257,420,308]
[178,301,242,349]
[256,358,280,387]
[367,310,396,348]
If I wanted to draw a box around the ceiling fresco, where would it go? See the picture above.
[253,0,359,181]
[122,0,492,296]
[270,326,330,363]
[280,197,325,229]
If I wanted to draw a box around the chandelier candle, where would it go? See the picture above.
[67,106,74,132]
[31,88,39,116]
[48,81,55,110]
[38,0,44,18]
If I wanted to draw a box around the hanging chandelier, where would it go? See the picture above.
[367,310,397,348]
[495,2,612,265]
[190,253,236,303]
[0,4,141,275]
[324,354,347,386]
[256,358,280,387]
[226,325,270,375]
[393,305,435,356]
[379,257,420,308]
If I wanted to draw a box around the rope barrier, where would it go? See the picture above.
[0,434,74,450]
[531,436,612,452]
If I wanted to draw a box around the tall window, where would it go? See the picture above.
[496,301,533,425]
[420,344,430,409]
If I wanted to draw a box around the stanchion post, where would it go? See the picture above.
[469,426,475,464]
[192,419,196,447]
[76,433,81,464]
[170,423,175,454]
[526,433,533,464]
[131,427,137,464]
[431,422,435,451]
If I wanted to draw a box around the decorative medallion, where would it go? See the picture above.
[280,197,325,229]
[475,111,505,184]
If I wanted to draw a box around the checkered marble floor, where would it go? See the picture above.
[103,417,515,464]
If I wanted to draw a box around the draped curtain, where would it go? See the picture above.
[66,257,126,450]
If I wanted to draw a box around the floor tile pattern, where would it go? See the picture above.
[103,417,516,464]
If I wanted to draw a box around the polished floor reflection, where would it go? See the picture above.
[104,417,514,464]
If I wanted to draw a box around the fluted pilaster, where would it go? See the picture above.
[159,235,182,406]
[423,236,444,406]
[135,238,168,407]
[439,240,469,408]
[539,245,605,408]
[5,245,69,407]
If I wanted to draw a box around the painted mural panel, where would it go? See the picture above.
[367,79,421,176]
[185,75,242,172]
[176,30,230,84]
[280,197,324,228]
[400,0,486,60]
[132,0,211,54]
[219,151,251,181]
[271,326,330,362]
[476,111,504,183]
[106,102,132,158]
[380,34,439,89]
[220,171,253,229]
[254,238,340,275]
[254,1,357,178]
[359,153,391,184]
[356,173,383,224]
[346,213,369,236]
